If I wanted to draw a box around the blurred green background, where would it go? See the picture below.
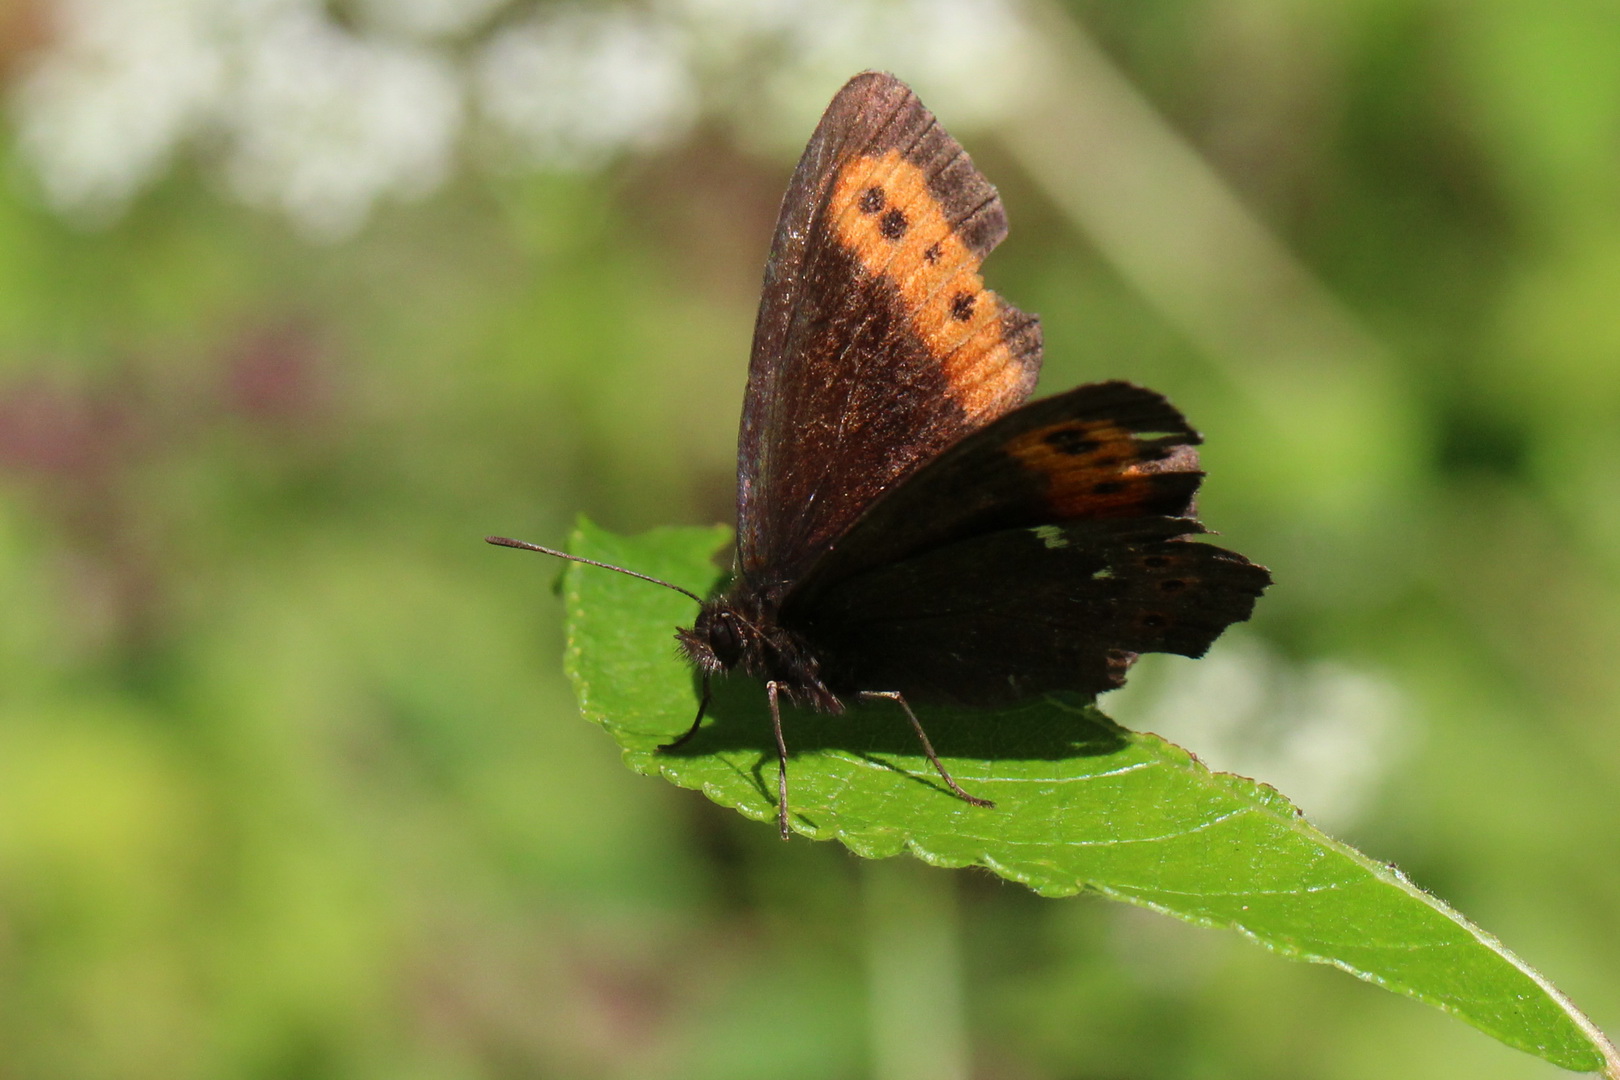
[1,1,1617,1077]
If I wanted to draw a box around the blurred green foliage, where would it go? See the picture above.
[1,2,1617,1078]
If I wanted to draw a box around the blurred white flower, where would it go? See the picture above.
[222,6,462,240]
[475,6,696,172]
[753,0,1035,146]
[353,0,509,41]
[9,0,1038,236]
[13,0,222,221]
[670,0,1037,156]
[1108,635,1408,831]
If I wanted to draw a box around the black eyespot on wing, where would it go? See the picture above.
[950,291,976,321]
[880,207,908,238]
[1043,428,1100,456]
[859,186,885,213]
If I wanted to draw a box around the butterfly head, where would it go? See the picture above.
[678,594,842,711]
[679,601,751,674]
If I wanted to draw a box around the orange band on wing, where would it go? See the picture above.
[1004,420,1169,518]
[828,151,1025,423]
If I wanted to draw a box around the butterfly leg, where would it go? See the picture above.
[767,680,792,840]
[658,675,712,752]
[859,691,995,809]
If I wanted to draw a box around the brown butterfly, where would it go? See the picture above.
[491,72,1270,838]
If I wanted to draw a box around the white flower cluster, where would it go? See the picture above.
[9,0,1035,240]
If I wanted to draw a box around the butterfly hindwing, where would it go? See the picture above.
[793,518,1270,706]
[737,72,1041,586]
[790,380,1208,592]
[777,378,1269,704]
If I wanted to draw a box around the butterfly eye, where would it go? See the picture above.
[708,612,744,668]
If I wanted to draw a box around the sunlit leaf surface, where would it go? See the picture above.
[565,520,1618,1077]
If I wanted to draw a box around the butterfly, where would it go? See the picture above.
[491,71,1270,839]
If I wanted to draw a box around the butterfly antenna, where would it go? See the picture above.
[485,536,704,603]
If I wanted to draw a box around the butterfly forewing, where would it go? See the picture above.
[737,72,1041,587]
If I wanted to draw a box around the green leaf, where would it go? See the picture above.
[562,519,1619,1077]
